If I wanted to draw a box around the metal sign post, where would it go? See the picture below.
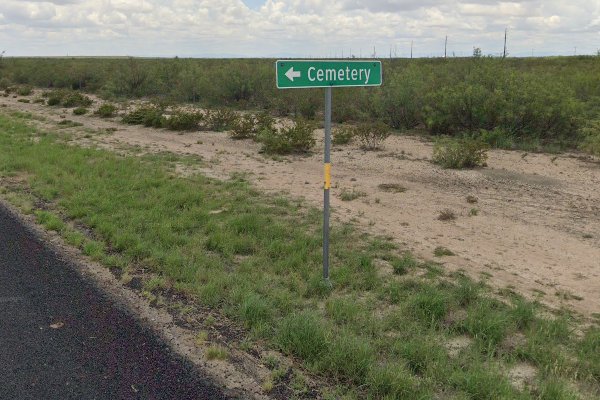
[276,60,382,281]
[323,87,332,280]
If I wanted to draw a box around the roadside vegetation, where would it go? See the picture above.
[1,56,599,156]
[0,111,598,399]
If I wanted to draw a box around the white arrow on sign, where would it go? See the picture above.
[285,67,301,81]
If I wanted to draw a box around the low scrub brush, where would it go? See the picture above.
[163,109,203,131]
[258,119,315,154]
[122,106,164,128]
[95,103,118,118]
[432,137,488,169]
[230,112,274,140]
[202,108,237,131]
[355,122,391,150]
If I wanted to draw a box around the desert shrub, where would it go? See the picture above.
[355,122,391,150]
[381,67,426,129]
[202,108,237,131]
[73,107,87,115]
[16,85,33,96]
[45,90,93,108]
[163,109,203,131]
[122,105,164,128]
[423,66,582,140]
[579,119,600,156]
[332,125,355,145]
[258,119,316,154]
[229,112,273,140]
[230,114,256,139]
[17,99,30,103]
[95,103,118,118]
[46,93,63,106]
[0,78,11,90]
[432,137,488,169]
[424,82,492,135]
[62,91,93,107]
[474,128,515,149]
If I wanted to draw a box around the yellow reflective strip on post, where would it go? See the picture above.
[324,163,331,189]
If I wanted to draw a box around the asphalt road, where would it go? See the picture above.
[0,204,228,400]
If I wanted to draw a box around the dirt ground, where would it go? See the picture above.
[2,93,599,317]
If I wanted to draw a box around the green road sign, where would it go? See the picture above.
[276,60,382,89]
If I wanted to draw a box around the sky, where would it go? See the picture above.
[0,0,598,58]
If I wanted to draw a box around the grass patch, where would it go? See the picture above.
[434,246,455,257]
[390,253,418,275]
[0,111,596,399]
[377,183,406,193]
[339,189,366,202]
[57,120,83,128]
[205,345,229,360]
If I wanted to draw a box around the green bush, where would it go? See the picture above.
[432,137,488,169]
[0,78,10,90]
[332,125,355,145]
[423,63,582,140]
[202,108,237,131]
[258,119,316,154]
[162,109,203,131]
[46,95,62,106]
[16,85,33,96]
[45,90,93,108]
[73,107,88,115]
[381,67,425,129]
[122,105,164,127]
[62,92,93,107]
[355,122,391,150]
[579,119,600,156]
[95,103,118,118]
[230,114,262,139]
[229,112,274,140]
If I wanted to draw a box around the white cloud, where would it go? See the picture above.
[0,0,597,57]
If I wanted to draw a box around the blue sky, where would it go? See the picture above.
[242,0,266,10]
[0,1,598,58]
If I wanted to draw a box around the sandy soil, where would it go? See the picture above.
[2,93,599,317]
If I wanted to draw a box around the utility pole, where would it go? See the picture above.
[444,36,448,58]
[503,28,508,58]
[411,41,413,59]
